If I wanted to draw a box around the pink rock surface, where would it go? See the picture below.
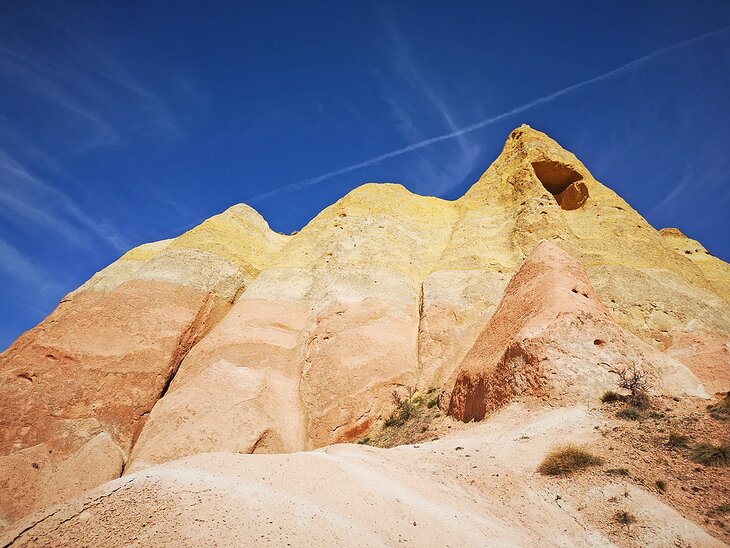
[447,241,706,422]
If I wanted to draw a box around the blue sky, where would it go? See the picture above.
[1,1,729,350]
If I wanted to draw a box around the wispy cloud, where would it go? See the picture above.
[0,147,129,252]
[0,9,190,256]
[0,23,182,148]
[249,23,730,204]
[373,13,481,195]
[0,237,46,286]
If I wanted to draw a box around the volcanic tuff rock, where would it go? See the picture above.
[1,126,729,538]
[447,240,707,422]
[3,404,724,548]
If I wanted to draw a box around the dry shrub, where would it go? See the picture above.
[614,365,651,408]
[667,432,690,448]
[691,442,730,467]
[707,393,730,421]
[617,406,642,421]
[361,386,443,448]
[614,510,637,530]
[538,443,604,476]
[600,390,625,404]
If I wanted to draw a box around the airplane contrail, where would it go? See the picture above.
[248,24,730,204]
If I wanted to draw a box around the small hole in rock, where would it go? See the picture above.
[594,339,605,346]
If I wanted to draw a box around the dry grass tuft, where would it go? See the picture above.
[667,431,690,448]
[537,443,604,476]
[707,393,730,421]
[614,510,637,530]
[617,406,642,421]
[691,442,730,467]
[600,390,625,404]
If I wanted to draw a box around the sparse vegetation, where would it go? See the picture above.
[605,467,630,477]
[537,444,604,476]
[691,442,730,467]
[667,432,690,448]
[614,510,637,530]
[383,387,416,428]
[617,406,642,421]
[707,393,730,421]
[614,365,651,408]
[655,479,667,492]
[358,386,445,448]
[600,390,625,404]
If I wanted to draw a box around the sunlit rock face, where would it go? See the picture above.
[1,125,728,529]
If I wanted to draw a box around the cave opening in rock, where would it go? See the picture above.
[531,160,589,210]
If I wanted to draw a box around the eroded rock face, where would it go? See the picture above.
[1,126,728,530]
[446,241,707,422]
[0,205,287,525]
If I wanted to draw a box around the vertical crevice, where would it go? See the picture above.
[414,280,426,388]
[123,292,231,472]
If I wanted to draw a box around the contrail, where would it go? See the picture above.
[248,24,730,203]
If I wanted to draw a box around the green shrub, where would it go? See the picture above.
[691,442,730,467]
[383,388,415,428]
[365,386,443,448]
[537,444,604,476]
[655,479,667,492]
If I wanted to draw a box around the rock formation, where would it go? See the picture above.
[447,240,706,422]
[1,126,728,544]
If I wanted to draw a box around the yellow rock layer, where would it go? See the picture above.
[659,227,730,302]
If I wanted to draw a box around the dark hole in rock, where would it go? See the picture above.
[531,160,589,210]
[594,339,605,346]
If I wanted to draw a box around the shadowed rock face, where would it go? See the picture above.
[530,159,589,210]
[1,125,728,530]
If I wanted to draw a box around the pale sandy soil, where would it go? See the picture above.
[2,400,724,547]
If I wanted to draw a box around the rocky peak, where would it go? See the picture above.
[0,127,728,545]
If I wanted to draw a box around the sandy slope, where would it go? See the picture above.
[3,403,721,548]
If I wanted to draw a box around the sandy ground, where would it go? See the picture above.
[595,395,730,544]
[2,400,724,547]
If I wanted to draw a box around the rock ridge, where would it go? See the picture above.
[0,125,728,532]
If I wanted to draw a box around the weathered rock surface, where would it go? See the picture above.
[2,404,723,547]
[0,205,287,524]
[1,126,728,536]
[447,240,706,422]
